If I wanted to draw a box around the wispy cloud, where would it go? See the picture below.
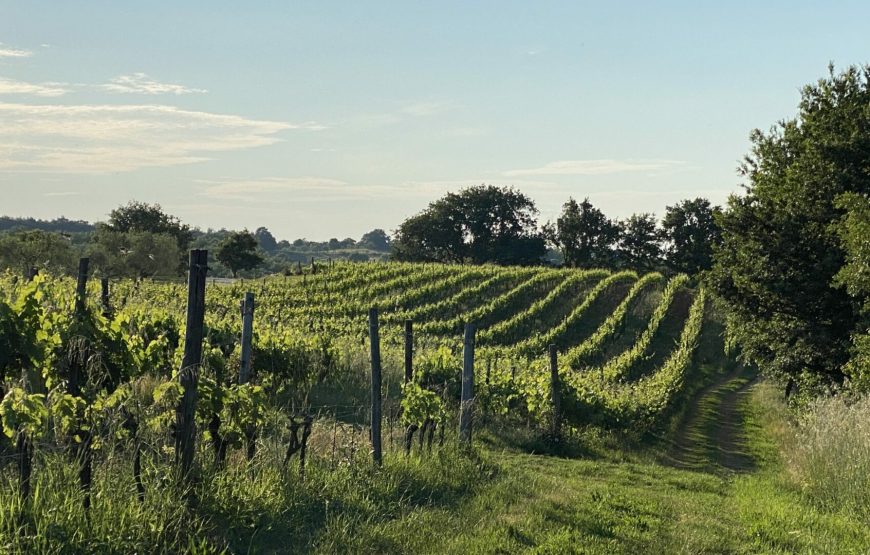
[199,177,348,200]
[401,101,451,117]
[0,102,325,173]
[42,191,81,197]
[99,73,208,95]
[0,77,69,97]
[503,159,685,177]
[0,44,32,58]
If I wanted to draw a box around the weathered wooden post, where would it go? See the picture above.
[549,344,562,441]
[297,260,302,275]
[459,323,476,445]
[100,277,111,317]
[75,257,89,316]
[176,249,208,479]
[404,319,413,384]
[239,292,255,385]
[311,256,316,275]
[369,307,383,466]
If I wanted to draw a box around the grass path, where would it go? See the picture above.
[665,364,757,473]
[336,369,870,554]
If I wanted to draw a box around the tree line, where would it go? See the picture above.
[392,185,721,276]
[0,205,392,279]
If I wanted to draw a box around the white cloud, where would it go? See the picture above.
[503,159,685,177]
[401,101,451,117]
[0,45,32,58]
[42,191,81,197]
[199,177,348,200]
[99,73,208,95]
[0,102,324,173]
[0,77,69,97]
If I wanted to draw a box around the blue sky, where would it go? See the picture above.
[1,1,868,240]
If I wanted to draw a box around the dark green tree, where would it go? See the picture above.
[0,230,76,275]
[833,192,870,389]
[661,198,721,275]
[216,230,264,277]
[106,201,193,252]
[254,227,278,252]
[392,185,546,265]
[617,213,663,271]
[360,229,391,251]
[546,198,619,268]
[709,65,870,387]
[87,230,181,279]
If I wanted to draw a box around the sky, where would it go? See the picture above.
[1,1,869,241]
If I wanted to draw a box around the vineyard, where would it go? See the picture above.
[0,255,708,552]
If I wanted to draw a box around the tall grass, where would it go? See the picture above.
[0,427,487,553]
[786,393,870,518]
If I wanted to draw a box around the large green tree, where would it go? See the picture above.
[106,201,193,252]
[0,230,76,275]
[87,230,182,279]
[546,198,619,268]
[617,213,663,271]
[392,185,546,265]
[710,65,870,387]
[833,192,870,388]
[216,230,264,277]
[661,198,721,275]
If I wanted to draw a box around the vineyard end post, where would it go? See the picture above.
[177,249,208,479]
[404,319,413,383]
[369,307,383,466]
[549,344,562,442]
[75,257,89,316]
[239,291,255,385]
[459,323,476,445]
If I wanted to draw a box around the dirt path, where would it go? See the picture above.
[664,364,758,473]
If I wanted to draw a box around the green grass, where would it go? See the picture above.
[347,381,870,554]
[4,363,870,553]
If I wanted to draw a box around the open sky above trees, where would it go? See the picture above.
[2,1,870,239]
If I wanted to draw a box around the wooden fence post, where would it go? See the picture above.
[239,292,255,385]
[75,257,89,316]
[459,323,476,445]
[404,319,413,384]
[549,344,562,441]
[176,249,208,479]
[100,277,111,317]
[369,307,382,466]
[311,256,316,275]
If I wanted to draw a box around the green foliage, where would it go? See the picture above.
[392,185,546,265]
[710,64,870,386]
[87,229,182,278]
[106,200,193,252]
[0,387,47,439]
[0,229,76,275]
[661,198,721,275]
[400,381,446,427]
[546,197,620,268]
[618,213,664,271]
[216,230,264,277]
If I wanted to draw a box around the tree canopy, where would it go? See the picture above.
[546,198,620,268]
[392,185,546,265]
[106,201,193,252]
[661,198,721,275]
[709,64,870,388]
[216,230,264,277]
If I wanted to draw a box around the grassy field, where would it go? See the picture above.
[324,375,870,554]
